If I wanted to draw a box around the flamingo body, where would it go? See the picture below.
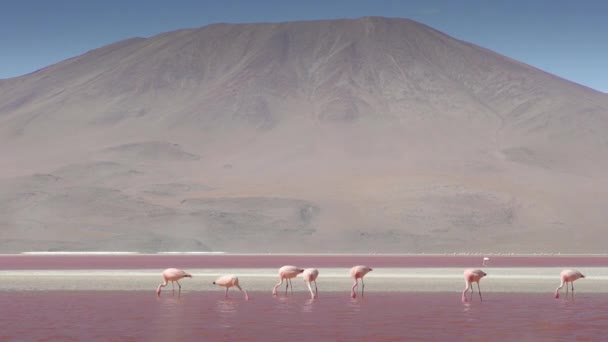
[156,268,192,296]
[350,265,373,298]
[213,274,249,300]
[554,269,585,298]
[462,269,486,302]
[272,265,304,295]
[302,268,319,299]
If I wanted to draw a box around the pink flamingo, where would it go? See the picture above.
[156,268,192,296]
[272,265,304,296]
[462,269,486,302]
[302,268,319,299]
[350,265,373,298]
[554,269,585,298]
[213,275,249,300]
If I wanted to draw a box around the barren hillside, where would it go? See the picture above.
[1,17,607,253]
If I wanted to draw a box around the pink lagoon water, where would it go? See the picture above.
[1,291,607,341]
[3,255,607,340]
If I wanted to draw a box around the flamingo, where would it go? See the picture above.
[156,268,192,296]
[272,265,304,296]
[213,275,249,300]
[462,269,486,302]
[302,268,319,299]
[554,269,585,299]
[350,265,373,298]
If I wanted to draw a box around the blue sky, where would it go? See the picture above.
[1,0,607,92]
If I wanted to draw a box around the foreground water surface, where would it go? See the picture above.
[1,291,605,341]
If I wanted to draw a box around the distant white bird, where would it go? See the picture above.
[482,257,490,266]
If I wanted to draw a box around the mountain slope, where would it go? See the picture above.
[1,17,608,253]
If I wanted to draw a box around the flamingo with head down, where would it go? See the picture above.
[272,265,304,296]
[350,265,373,298]
[213,274,249,300]
[462,269,486,302]
[554,269,585,298]
[302,268,319,299]
[156,268,192,296]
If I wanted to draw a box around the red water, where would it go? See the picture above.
[1,291,606,341]
[2,255,608,270]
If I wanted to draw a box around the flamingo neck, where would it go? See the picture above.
[306,282,315,298]
[156,281,166,294]
[554,281,565,298]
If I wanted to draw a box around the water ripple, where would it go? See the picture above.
[2,291,608,341]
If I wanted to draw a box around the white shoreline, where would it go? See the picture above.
[2,267,607,293]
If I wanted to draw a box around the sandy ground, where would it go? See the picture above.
[1,267,607,293]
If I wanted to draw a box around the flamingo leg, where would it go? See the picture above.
[176,280,182,296]
[571,281,574,294]
[470,284,474,301]
[172,281,175,295]
[289,278,294,294]
[285,278,289,295]
[351,279,358,298]
[477,282,482,301]
[566,281,569,295]
[361,278,365,297]
[225,287,229,298]
[314,280,318,297]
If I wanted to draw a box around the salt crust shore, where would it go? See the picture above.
[12,252,608,256]
[2,267,607,292]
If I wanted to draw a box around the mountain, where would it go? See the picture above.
[1,17,608,253]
